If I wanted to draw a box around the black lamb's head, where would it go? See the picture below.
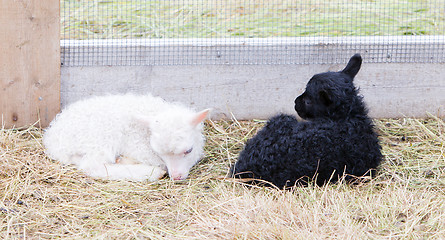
[294,54,367,120]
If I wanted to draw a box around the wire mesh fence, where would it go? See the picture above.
[61,0,445,66]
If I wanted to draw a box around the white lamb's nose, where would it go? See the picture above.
[173,176,183,181]
[170,172,187,181]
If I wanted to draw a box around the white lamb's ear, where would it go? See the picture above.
[191,109,211,127]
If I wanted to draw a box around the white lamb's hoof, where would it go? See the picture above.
[146,167,167,181]
[126,164,167,182]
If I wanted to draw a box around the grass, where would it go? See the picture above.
[61,0,445,39]
[1,117,444,239]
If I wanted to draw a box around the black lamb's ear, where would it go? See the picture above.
[319,90,332,106]
[341,54,362,79]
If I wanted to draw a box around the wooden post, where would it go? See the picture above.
[0,0,60,128]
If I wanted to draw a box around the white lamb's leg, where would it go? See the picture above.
[101,164,167,181]
[74,151,166,181]
[111,156,167,181]
[80,160,166,181]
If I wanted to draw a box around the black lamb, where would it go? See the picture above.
[231,54,383,188]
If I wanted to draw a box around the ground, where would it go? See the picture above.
[0,117,444,239]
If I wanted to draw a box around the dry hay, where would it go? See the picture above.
[1,117,444,239]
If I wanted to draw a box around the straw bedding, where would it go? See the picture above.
[1,117,444,239]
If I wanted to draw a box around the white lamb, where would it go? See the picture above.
[43,94,210,181]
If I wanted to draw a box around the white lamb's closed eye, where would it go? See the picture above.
[184,147,193,155]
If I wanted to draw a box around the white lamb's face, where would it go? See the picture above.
[149,124,204,181]
[144,108,210,181]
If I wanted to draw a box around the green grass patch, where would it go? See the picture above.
[61,0,445,39]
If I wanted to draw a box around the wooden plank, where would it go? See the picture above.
[0,0,60,128]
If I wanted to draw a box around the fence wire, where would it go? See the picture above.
[61,0,445,66]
